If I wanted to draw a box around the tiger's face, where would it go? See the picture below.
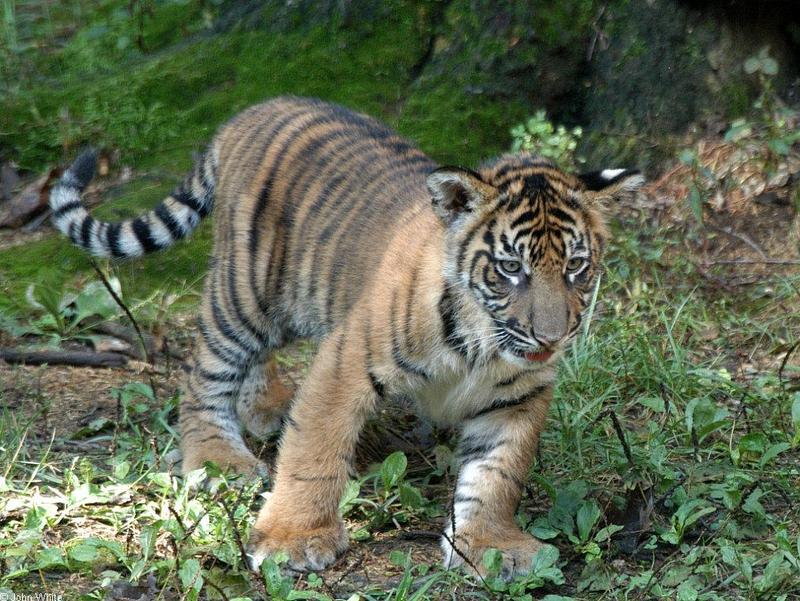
[427,154,643,366]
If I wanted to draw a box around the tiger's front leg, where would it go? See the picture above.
[443,386,552,580]
[247,331,378,572]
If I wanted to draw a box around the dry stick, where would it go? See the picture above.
[592,410,635,469]
[441,467,490,589]
[203,578,232,601]
[90,258,151,364]
[0,348,128,367]
[218,485,255,571]
[705,223,767,258]
[778,340,799,391]
[703,258,800,266]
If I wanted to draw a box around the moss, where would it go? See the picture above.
[0,0,535,309]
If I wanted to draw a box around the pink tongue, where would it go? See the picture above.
[525,351,553,362]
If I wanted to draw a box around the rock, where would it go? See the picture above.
[0,170,58,228]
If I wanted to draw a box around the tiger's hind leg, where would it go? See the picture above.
[236,356,295,440]
[179,276,282,478]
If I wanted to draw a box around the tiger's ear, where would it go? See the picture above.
[578,169,645,205]
[427,167,496,223]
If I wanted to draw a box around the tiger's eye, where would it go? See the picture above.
[566,257,587,272]
[500,260,522,274]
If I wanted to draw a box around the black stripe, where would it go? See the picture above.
[52,200,82,219]
[225,257,269,346]
[549,206,576,224]
[438,288,468,358]
[495,370,531,388]
[106,223,125,258]
[333,331,346,376]
[197,315,247,365]
[454,494,484,505]
[321,154,433,324]
[250,109,345,312]
[469,386,547,419]
[390,291,429,379]
[282,131,385,308]
[196,366,245,383]
[368,370,385,398]
[290,473,337,482]
[132,217,160,253]
[479,464,525,489]
[307,139,401,301]
[511,210,536,229]
[180,402,234,415]
[172,188,204,215]
[79,216,94,249]
[155,203,184,240]
[209,284,261,355]
[459,437,507,463]
[283,414,300,432]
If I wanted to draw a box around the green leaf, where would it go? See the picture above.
[70,417,114,440]
[768,138,790,156]
[744,57,760,74]
[760,442,790,468]
[743,488,766,518]
[339,479,360,513]
[756,553,786,592]
[531,545,559,572]
[113,460,131,480]
[179,558,203,600]
[576,500,601,543]
[72,279,122,323]
[724,119,752,142]
[688,186,703,224]
[594,524,624,543]
[638,396,665,412]
[380,451,407,490]
[676,580,698,601]
[738,432,768,456]
[761,57,778,75]
[398,483,424,508]
[482,548,503,576]
[68,541,99,563]
[35,547,67,570]
[531,516,560,540]
[792,394,800,437]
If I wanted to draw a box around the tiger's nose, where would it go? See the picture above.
[531,327,566,346]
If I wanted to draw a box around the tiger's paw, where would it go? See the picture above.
[247,517,348,573]
[179,446,269,488]
[442,526,546,581]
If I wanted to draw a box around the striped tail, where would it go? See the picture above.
[49,148,216,258]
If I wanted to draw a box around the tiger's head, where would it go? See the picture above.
[427,153,643,367]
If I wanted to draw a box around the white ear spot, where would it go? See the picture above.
[601,168,626,180]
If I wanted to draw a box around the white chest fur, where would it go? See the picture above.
[408,358,555,425]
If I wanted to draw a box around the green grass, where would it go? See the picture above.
[0,0,530,312]
[2,219,799,600]
[2,1,799,598]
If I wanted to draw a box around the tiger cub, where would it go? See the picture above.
[49,96,642,577]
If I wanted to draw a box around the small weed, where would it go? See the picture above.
[510,111,584,168]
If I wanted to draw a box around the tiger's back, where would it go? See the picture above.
[211,97,435,338]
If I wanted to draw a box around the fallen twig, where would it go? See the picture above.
[90,259,151,363]
[702,258,800,266]
[0,348,128,368]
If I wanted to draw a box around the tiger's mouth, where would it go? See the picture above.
[498,324,555,362]
[523,350,553,362]
[506,346,554,363]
